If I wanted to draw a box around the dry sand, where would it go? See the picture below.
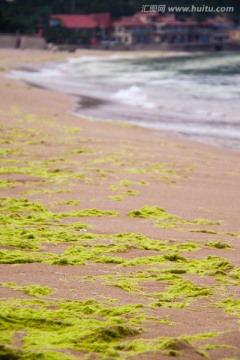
[0,49,240,360]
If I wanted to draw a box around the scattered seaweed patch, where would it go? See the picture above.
[60,209,119,218]
[2,283,52,297]
[206,241,231,249]
[112,232,200,253]
[190,229,218,234]
[0,197,116,228]
[109,195,124,201]
[108,180,141,201]
[110,280,141,293]
[0,293,223,359]
[0,180,16,189]
[157,338,192,356]
[219,298,240,317]
[123,163,193,184]
[0,298,144,359]
[123,189,139,196]
[151,278,213,308]
[0,249,58,264]
[121,254,233,278]
[59,200,79,206]
[229,268,240,280]
[129,205,222,231]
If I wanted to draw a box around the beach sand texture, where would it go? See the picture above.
[0,49,240,360]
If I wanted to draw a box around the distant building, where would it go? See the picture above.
[113,13,156,46]
[49,13,112,44]
[113,12,236,51]
[49,12,238,51]
[158,21,212,47]
[50,14,96,30]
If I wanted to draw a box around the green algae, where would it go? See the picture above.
[111,332,220,358]
[55,242,132,266]
[219,298,240,317]
[123,189,139,196]
[98,263,214,306]
[109,232,200,253]
[123,162,192,184]
[225,232,240,237]
[2,283,52,297]
[0,161,71,183]
[151,278,213,308]
[109,180,141,201]
[0,298,143,359]
[0,344,78,360]
[203,344,231,350]
[20,189,50,196]
[0,295,223,359]
[0,198,62,228]
[1,228,203,266]
[119,180,133,187]
[206,241,231,249]
[0,244,128,266]
[0,331,14,344]
[61,209,119,217]
[109,195,124,201]
[60,200,79,206]
[121,254,233,278]
[229,268,240,279]
[128,205,221,231]
[157,338,190,356]
[111,280,140,293]
[121,253,188,267]
[187,256,233,276]
[0,147,23,157]
[0,249,58,265]
[70,147,87,154]
[0,211,234,275]
[129,205,179,221]
[190,229,218,234]
[0,179,16,189]
[0,222,90,251]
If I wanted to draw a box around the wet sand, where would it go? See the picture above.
[0,49,240,360]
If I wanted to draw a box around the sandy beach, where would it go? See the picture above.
[0,49,240,360]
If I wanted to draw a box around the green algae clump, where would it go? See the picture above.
[61,208,119,217]
[0,298,143,359]
[2,283,52,297]
[128,205,222,231]
[206,241,231,249]
[129,206,178,221]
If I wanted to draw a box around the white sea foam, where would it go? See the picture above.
[111,85,156,109]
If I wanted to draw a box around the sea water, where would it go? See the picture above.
[10,52,240,150]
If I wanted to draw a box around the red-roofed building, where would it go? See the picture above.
[89,13,112,29]
[49,13,112,45]
[51,15,97,29]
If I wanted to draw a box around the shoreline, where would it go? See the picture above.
[7,49,240,152]
[0,49,240,360]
